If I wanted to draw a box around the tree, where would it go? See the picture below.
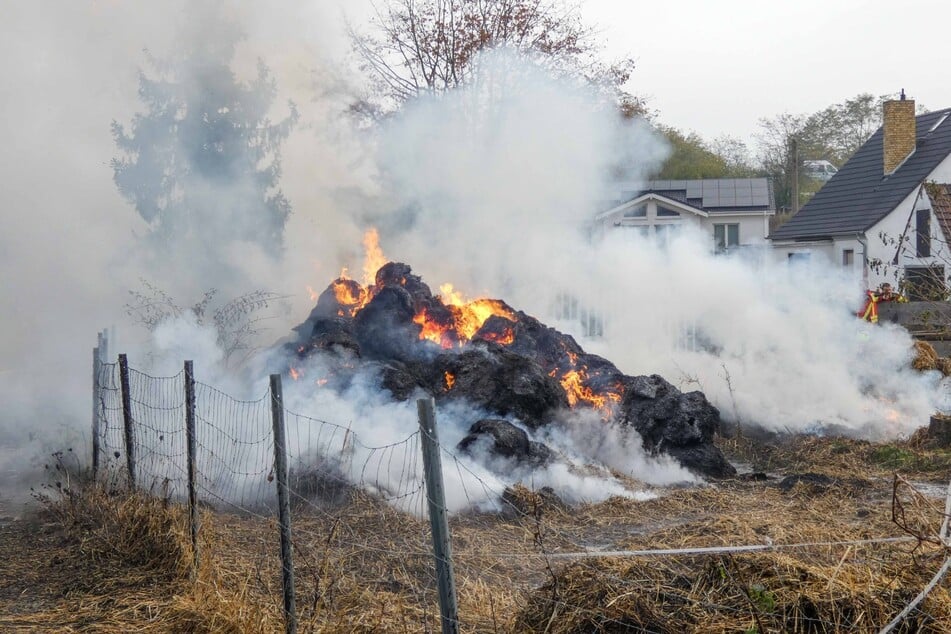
[349,0,644,117]
[756,93,911,210]
[111,28,298,254]
[655,127,757,180]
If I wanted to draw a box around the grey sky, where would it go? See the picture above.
[580,0,951,140]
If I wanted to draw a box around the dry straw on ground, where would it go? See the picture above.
[2,431,951,632]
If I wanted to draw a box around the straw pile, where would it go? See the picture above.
[513,548,949,633]
[911,340,951,375]
[514,476,951,633]
[913,340,940,371]
[0,486,276,632]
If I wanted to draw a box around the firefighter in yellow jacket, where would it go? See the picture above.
[859,283,907,323]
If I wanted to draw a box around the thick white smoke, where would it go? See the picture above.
[2,1,946,516]
[359,50,946,439]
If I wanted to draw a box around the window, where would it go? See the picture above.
[655,224,680,247]
[657,205,681,217]
[713,223,739,251]
[623,225,649,239]
[916,209,931,257]
[623,204,647,218]
[788,252,811,263]
[554,293,604,338]
[842,249,854,267]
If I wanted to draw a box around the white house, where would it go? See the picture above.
[594,178,776,251]
[769,96,951,300]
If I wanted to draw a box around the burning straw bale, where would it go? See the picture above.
[290,261,734,478]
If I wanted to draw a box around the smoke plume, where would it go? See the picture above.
[2,1,946,514]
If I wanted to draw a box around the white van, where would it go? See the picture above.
[803,160,838,181]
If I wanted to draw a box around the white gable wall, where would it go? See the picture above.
[596,195,771,249]
[866,152,951,289]
[703,213,770,246]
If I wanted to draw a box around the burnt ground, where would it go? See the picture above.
[1,432,950,632]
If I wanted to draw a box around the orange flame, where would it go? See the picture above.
[558,367,622,412]
[362,228,386,286]
[439,283,466,305]
[289,367,301,381]
[316,378,328,387]
[444,371,455,390]
[413,309,455,349]
[412,298,517,349]
[405,283,519,348]
[331,279,370,317]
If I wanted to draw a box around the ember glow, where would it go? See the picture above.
[479,324,515,345]
[289,367,301,381]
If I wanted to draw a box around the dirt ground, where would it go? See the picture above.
[1,432,950,632]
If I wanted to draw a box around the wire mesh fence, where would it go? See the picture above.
[88,352,951,633]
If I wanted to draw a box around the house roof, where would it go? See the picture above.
[611,178,775,213]
[770,108,951,241]
[929,183,951,243]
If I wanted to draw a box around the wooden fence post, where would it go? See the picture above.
[118,353,136,491]
[184,360,199,574]
[417,397,459,634]
[270,373,297,634]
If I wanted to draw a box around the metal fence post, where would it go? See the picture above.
[270,373,297,634]
[92,335,101,480]
[417,397,459,634]
[184,360,199,574]
[118,353,136,491]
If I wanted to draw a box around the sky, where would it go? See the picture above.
[579,0,951,141]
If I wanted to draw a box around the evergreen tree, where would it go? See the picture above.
[111,32,298,255]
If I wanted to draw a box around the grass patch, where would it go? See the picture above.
[869,444,918,469]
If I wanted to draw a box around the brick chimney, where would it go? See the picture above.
[882,90,916,175]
